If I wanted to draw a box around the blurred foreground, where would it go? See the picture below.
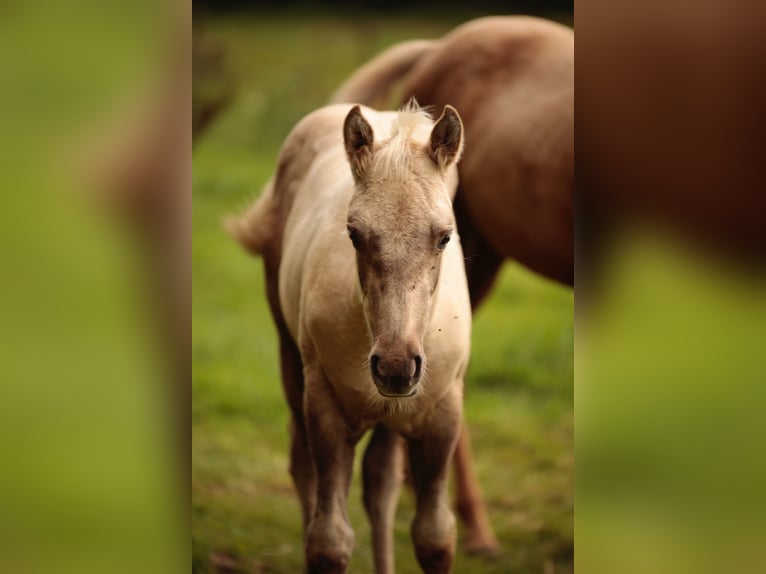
[0,1,187,573]
[578,0,766,572]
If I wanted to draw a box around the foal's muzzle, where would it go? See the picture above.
[369,351,423,397]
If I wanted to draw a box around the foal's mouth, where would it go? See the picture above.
[376,386,419,399]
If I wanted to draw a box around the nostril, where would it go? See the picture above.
[370,354,381,378]
[413,355,423,379]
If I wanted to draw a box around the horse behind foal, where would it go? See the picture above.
[229,102,471,573]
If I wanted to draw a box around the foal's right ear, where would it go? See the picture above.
[343,105,374,179]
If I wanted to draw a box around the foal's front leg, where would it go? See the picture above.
[363,423,405,574]
[303,365,359,574]
[408,389,462,574]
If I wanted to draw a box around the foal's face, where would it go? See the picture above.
[343,105,463,398]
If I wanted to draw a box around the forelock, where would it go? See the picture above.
[374,101,434,181]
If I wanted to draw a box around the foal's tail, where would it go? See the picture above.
[225,179,277,256]
[330,39,435,106]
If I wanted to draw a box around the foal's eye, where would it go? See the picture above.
[347,227,360,249]
[438,234,451,250]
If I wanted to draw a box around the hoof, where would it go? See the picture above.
[307,552,349,574]
[415,545,454,574]
[464,537,500,557]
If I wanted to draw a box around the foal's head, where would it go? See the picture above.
[343,103,464,398]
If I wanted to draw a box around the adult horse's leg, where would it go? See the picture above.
[408,389,462,574]
[453,422,499,554]
[303,362,359,573]
[362,423,405,574]
[451,194,501,554]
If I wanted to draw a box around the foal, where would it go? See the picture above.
[229,102,470,573]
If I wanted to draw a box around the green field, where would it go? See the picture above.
[192,12,573,573]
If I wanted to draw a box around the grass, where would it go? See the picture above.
[192,11,573,573]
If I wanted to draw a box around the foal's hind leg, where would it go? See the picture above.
[276,323,317,534]
[263,254,317,537]
[363,423,405,574]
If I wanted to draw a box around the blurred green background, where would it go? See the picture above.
[192,8,573,574]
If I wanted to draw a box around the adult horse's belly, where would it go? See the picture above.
[460,106,574,284]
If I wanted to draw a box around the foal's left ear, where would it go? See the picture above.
[428,105,464,171]
[343,105,375,180]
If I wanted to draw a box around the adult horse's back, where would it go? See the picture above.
[334,16,574,303]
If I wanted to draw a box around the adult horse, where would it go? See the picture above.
[228,102,471,573]
[332,15,574,554]
[333,16,574,297]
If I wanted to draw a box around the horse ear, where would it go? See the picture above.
[343,105,374,179]
[428,105,464,171]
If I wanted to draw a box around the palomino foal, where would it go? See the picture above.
[229,102,470,573]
